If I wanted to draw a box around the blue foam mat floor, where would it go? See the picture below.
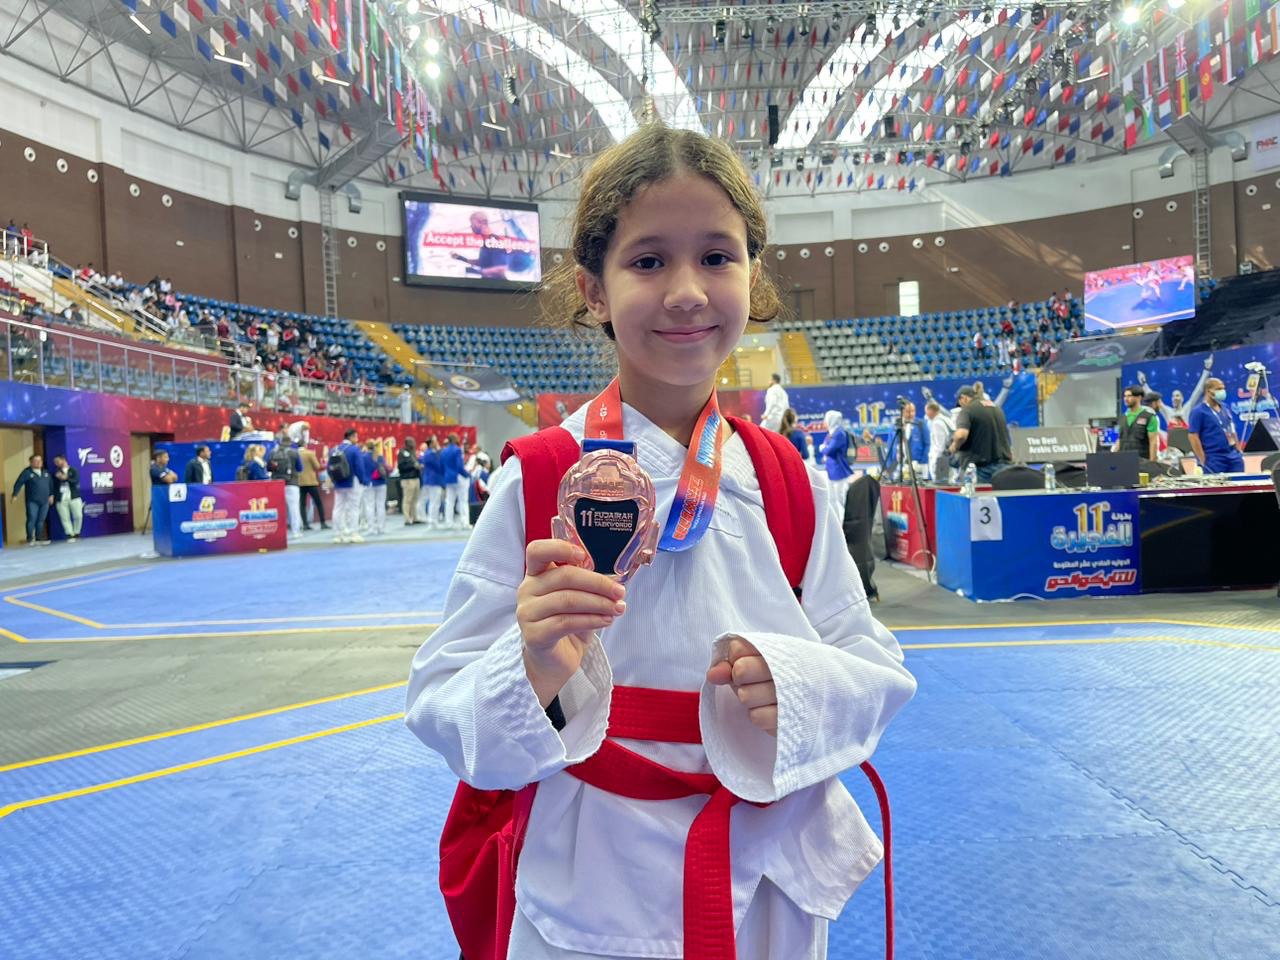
[2,547,1279,959]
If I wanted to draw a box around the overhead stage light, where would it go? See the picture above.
[424,61,441,79]
[1122,5,1141,24]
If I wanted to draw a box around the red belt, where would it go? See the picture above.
[567,685,750,960]
[439,686,893,960]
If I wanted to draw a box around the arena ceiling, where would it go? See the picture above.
[2,0,1279,201]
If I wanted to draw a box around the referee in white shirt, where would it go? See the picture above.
[761,373,789,432]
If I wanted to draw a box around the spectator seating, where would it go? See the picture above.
[392,322,611,396]
[780,295,1086,383]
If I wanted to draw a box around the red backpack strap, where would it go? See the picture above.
[501,426,581,546]
[727,417,816,596]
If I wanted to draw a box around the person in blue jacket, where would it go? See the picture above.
[419,435,445,527]
[362,439,389,535]
[886,401,930,480]
[331,428,365,544]
[238,445,269,481]
[819,409,855,521]
[440,433,469,529]
[779,408,810,460]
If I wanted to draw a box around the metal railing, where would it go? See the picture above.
[1,235,222,352]
[0,312,455,423]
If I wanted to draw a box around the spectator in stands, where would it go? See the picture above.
[150,450,177,485]
[948,386,1012,482]
[398,437,421,525]
[330,428,364,544]
[419,435,445,526]
[1188,377,1244,474]
[297,442,328,530]
[972,330,987,359]
[10,454,53,546]
[761,372,789,431]
[5,220,20,255]
[49,453,84,542]
[229,401,253,439]
[924,400,954,483]
[183,445,212,484]
[779,408,809,460]
[363,440,389,535]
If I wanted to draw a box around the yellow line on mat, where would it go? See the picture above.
[0,680,409,773]
[0,713,404,820]
[0,626,27,643]
[6,622,440,644]
[3,596,106,628]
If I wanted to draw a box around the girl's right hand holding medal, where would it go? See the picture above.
[517,539,627,708]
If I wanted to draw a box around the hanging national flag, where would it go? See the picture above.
[1175,76,1191,116]
[1157,86,1173,127]
[1248,18,1263,65]
[159,10,176,36]
[1200,57,1215,101]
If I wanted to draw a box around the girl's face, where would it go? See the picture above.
[579,172,754,395]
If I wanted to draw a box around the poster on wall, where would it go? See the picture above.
[43,426,133,538]
[1121,341,1278,448]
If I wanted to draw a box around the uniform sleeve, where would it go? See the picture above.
[699,468,917,803]
[1187,406,1204,436]
[404,457,614,791]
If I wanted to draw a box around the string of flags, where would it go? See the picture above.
[119,0,1280,196]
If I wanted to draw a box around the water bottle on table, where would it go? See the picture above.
[1043,462,1057,491]
[962,462,977,496]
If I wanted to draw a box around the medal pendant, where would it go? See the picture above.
[552,446,658,583]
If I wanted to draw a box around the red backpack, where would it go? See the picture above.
[438,418,895,960]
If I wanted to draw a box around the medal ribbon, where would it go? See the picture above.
[584,378,724,553]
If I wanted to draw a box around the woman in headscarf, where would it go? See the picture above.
[819,409,855,520]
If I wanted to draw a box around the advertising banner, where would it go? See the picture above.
[152,481,287,557]
[1121,341,1278,445]
[43,426,133,537]
[937,489,1141,600]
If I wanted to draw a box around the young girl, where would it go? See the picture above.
[405,124,916,960]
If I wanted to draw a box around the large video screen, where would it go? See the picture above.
[1083,255,1197,333]
[401,192,541,290]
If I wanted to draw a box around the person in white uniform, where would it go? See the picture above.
[405,125,916,960]
[760,372,789,432]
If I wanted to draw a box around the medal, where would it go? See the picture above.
[552,378,726,580]
[552,439,659,583]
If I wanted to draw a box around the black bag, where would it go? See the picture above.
[327,446,351,483]
[234,464,249,482]
[268,446,296,482]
